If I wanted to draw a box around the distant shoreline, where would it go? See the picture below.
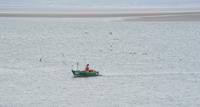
[1,8,200,21]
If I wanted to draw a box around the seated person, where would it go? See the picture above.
[85,64,95,72]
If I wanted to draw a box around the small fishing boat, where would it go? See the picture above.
[72,70,99,77]
[72,63,100,77]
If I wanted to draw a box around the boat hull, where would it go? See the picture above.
[72,70,99,77]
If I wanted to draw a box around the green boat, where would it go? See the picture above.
[72,70,99,77]
[72,63,100,77]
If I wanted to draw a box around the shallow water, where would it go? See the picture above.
[0,18,200,107]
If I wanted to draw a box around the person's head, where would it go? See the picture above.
[87,64,89,66]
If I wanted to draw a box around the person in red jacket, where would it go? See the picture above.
[84,64,95,72]
[85,64,90,71]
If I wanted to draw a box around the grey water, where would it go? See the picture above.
[0,18,200,107]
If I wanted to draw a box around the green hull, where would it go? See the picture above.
[72,70,99,77]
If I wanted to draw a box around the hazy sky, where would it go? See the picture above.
[0,0,200,8]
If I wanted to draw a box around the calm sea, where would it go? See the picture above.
[0,18,200,107]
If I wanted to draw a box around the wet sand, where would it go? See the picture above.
[0,9,200,21]
[124,12,200,21]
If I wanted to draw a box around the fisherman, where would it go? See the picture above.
[85,64,95,72]
[85,64,90,71]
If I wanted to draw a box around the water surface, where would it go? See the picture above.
[0,18,200,107]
